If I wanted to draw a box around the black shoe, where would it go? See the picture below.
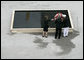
[58,38,60,39]
[58,37,60,39]
[55,37,57,39]
[66,36,68,37]
[42,35,44,37]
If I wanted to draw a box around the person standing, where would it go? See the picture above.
[42,15,50,38]
[52,12,64,39]
[63,16,69,37]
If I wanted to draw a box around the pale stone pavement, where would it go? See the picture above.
[1,1,83,59]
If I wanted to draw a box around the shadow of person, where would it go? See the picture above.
[33,37,48,49]
[52,30,80,56]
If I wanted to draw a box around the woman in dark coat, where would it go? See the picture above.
[42,15,50,38]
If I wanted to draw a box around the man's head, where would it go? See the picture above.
[62,14,66,18]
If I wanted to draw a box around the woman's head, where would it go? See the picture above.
[44,15,49,20]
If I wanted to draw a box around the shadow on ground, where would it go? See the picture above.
[33,37,48,49]
[52,30,80,56]
[33,30,80,55]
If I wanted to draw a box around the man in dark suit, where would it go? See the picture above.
[51,12,64,39]
[55,17,63,39]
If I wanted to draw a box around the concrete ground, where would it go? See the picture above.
[1,1,83,59]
